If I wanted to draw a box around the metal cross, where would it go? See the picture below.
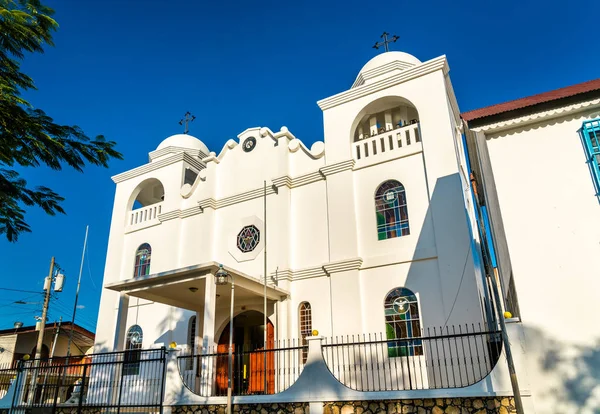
[179,112,196,134]
[373,32,399,52]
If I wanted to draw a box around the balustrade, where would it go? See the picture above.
[354,122,421,161]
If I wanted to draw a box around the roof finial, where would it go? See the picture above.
[373,32,399,53]
[179,111,196,134]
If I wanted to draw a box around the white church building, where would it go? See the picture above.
[96,50,484,356]
[89,47,600,413]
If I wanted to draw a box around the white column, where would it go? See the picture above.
[112,293,130,351]
[369,116,377,135]
[384,111,393,131]
[200,273,216,395]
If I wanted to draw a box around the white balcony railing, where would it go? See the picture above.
[129,203,162,226]
[353,122,420,161]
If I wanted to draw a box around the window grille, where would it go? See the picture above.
[299,302,312,363]
[187,316,196,370]
[581,119,600,196]
[384,288,422,357]
[134,243,151,278]
[375,180,410,240]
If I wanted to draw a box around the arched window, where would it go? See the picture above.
[134,244,152,278]
[186,316,197,370]
[384,288,422,357]
[299,302,312,363]
[375,180,410,240]
[124,325,143,375]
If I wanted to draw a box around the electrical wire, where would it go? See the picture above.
[442,246,471,328]
[85,237,99,291]
[0,287,41,294]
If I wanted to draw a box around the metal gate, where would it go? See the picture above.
[9,347,166,413]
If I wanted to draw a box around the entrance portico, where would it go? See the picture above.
[104,262,289,354]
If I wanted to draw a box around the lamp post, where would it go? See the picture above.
[215,264,234,414]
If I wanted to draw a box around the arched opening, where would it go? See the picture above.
[129,178,165,211]
[384,287,422,357]
[124,325,143,375]
[30,344,50,360]
[186,315,196,370]
[375,180,410,240]
[351,97,421,161]
[133,243,152,278]
[127,178,165,226]
[298,302,312,363]
[216,310,274,395]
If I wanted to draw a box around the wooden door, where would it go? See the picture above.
[215,325,232,395]
[248,321,275,394]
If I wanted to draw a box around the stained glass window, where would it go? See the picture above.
[134,243,151,278]
[124,325,143,375]
[237,225,260,253]
[375,180,409,240]
[384,287,422,357]
[299,302,312,363]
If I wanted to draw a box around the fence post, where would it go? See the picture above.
[77,363,88,414]
[51,363,63,413]
[159,347,167,414]
[9,361,23,414]
[116,354,126,414]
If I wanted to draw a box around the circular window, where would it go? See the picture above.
[242,137,256,152]
[237,225,260,252]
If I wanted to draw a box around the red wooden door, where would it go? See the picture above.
[248,321,275,394]
[215,326,233,395]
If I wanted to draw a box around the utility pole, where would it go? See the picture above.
[29,257,55,403]
[34,257,55,360]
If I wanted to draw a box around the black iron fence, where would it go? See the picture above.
[0,363,17,400]
[9,347,166,413]
[178,339,306,397]
[323,325,502,391]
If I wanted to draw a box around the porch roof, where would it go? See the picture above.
[104,262,289,311]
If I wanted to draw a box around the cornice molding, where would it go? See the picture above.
[112,153,206,184]
[148,146,208,163]
[320,160,355,176]
[270,257,363,282]
[471,97,600,134]
[317,55,448,111]
[352,60,417,89]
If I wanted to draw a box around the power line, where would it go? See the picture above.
[0,287,42,294]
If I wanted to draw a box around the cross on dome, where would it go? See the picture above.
[372,32,399,53]
[179,111,196,134]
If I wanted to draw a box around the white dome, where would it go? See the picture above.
[156,134,209,155]
[359,51,421,74]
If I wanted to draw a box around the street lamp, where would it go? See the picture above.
[215,264,234,414]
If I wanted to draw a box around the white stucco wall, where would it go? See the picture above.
[479,107,600,414]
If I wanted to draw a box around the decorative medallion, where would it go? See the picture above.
[242,137,257,152]
[129,331,142,345]
[383,189,397,203]
[392,297,410,314]
[237,225,260,252]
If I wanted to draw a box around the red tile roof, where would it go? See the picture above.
[461,78,600,122]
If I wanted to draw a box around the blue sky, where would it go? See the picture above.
[0,0,597,333]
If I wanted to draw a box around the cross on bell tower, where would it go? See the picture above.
[373,32,399,53]
[179,111,196,134]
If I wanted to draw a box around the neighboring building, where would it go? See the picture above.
[0,322,95,367]
[462,79,600,414]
